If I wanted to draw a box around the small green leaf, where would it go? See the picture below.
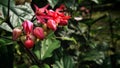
[47,0,59,8]
[92,0,99,4]
[0,17,4,25]
[53,55,74,68]
[42,64,50,68]
[78,0,83,3]
[57,37,77,44]
[30,65,39,68]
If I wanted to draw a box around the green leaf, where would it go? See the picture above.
[0,38,14,46]
[42,64,50,68]
[57,37,77,44]
[47,0,59,8]
[30,65,39,68]
[78,0,83,3]
[0,39,6,45]
[82,50,105,64]
[0,0,34,32]
[64,0,77,10]
[53,55,74,68]
[40,38,60,60]
[0,17,4,25]
[92,0,99,4]
[34,33,60,60]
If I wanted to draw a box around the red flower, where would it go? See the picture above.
[46,10,60,24]
[59,19,68,26]
[47,19,57,31]
[35,4,50,24]
[22,20,33,34]
[33,27,45,40]
[34,4,49,15]
[55,4,65,12]
[36,14,50,24]
[12,28,22,40]
[59,16,70,26]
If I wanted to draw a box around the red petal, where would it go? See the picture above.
[22,20,33,34]
[47,19,57,31]
[34,4,49,14]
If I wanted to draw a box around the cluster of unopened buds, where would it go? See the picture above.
[12,4,70,49]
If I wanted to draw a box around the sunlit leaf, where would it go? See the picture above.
[92,0,99,4]
[0,17,4,25]
[40,38,60,60]
[57,37,77,44]
[0,0,34,32]
[53,55,74,68]
[34,33,60,60]
[47,0,59,8]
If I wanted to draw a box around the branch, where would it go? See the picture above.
[6,0,14,29]
[17,41,42,67]
[31,15,36,22]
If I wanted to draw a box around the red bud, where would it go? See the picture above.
[12,28,22,40]
[33,27,45,40]
[24,39,34,49]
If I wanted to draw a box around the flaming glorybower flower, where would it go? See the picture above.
[33,27,45,40]
[34,4,70,31]
[46,4,70,26]
[12,4,71,49]
[34,4,49,14]
[34,4,50,24]
[22,20,33,34]
[59,16,70,26]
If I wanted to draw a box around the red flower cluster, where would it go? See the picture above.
[22,20,45,49]
[12,4,70,49]
[34,4,70,31]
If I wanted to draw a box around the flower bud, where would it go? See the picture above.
[24,39,34,49]
[33,27,45,40]
[12,28,22,40]
[47,19,57,31]
[22,20,33,34]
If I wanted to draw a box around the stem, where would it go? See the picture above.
[6,0,13,29]
[0,36,42,66]
[17,41,42,67]
[31,15,36,22]
[108,15,116,68]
